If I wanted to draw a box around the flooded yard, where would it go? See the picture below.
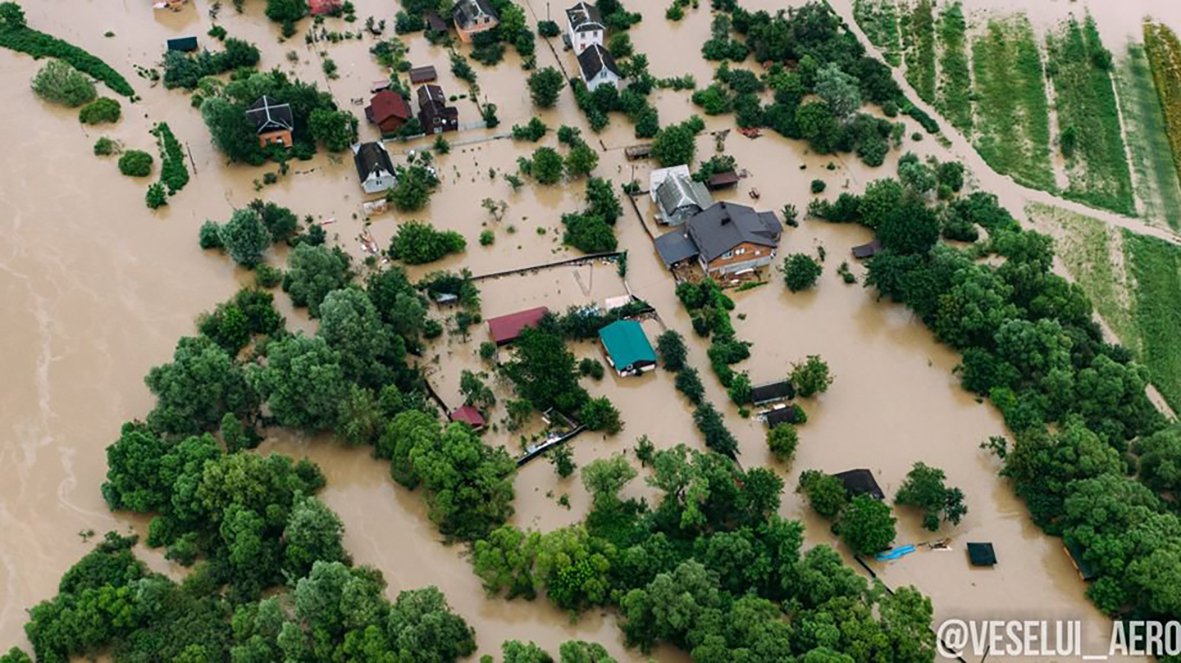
[0,0,1171,660]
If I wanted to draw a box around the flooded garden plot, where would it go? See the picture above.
[1116,43,1181,230]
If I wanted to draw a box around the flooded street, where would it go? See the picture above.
[0,0,1171,660]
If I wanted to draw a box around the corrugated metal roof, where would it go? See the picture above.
[487,306,549,345]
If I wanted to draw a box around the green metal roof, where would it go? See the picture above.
[598,320,656,369]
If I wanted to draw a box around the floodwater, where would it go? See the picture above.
[0,0,1164,661]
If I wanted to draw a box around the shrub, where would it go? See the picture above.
[117,150,153,177]
[783,253,822,292]
[790,355,832,397]
[810,179,826,193]
[675,367,705,405]
[254,263,283,288]
[4,19,134,97]
[388,221,466,264]
[78,97,120,124]
[198,220,222,249]
[537,20,560,38]
[92,136,117,156]
[145,182,167,209]
[656,330,687,371]
[31,59,96,107]
[767,424,798,463]
[580,397,622,434]
[579,357,606,380]
[479,230,495,246]
[797,469,847,518]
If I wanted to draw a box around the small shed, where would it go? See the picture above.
[761,404,804,428]
[409,65,438,84]
[425,10,449,36]
[487,306,549,346]
[370,79,391,93]
[967,542,997,567]
[852,239,882,260]
[653,229,700,268]
[165,36,199,52]
[599,320,657,376]
[832,469,885,500]
[706,171,740,191]
[624,144,652,160]
[1065,542,1097,581]
[449,405,486,430]
[750,380,794,406]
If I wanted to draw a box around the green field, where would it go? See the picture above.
[901,0,937,103]
[853,0,902,66]
[1044,17,1134,215]
[936,3,972,133]
[1123,231,1181,412]
[971,15,1055,192]
[1116,44,1181,229]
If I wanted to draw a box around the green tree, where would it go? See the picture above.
[308,108,357,152]
[814,62,861,119]
[564,143,599,178]
[530,146,565,184]
[218,208,272,268]
[559,640,615,663]
[527,67,566,108]
[656,330,687,371]
[503,640,553,663]
[388,221,466,264]
[79,97,121,124]
[581,454,637,508]
[282,243,351,317]
[31,59,96,107]
[650,117,703,167]
[797,469,847,518]
[408,423,517,539]
[790,354,833,397]
[580,397,623,434]
[145,336,255,435]
[385,586,477,660]
[548,444,576,478]
[386,164,439,212]
[503,326,587,413]
[460,369,496,410]
[318,287,397,387]
[0,2,26,29]
[202,97,265,165]
[767,424,798,463]
[783,253,822,292]
[836,495,896,555]
[281,494,345,577]
[118,149,153,177]
[248,334,348,431]
[895,462,967,531]
[265,0,307,23]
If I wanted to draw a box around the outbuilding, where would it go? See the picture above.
[165,36,198,52]
[409,65,438,84]
[487,306,549,346]
[366,90,413,135]
[832,469,886,501]
[449,405,487,430]
[598,320,657,376]
[750,380,794,406]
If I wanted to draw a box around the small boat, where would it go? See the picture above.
[748,188,761,200]
[875,544,917,562]
[738,127,762,139]
[318,218,336,226]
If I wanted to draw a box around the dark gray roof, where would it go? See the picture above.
[685,202,782,262]
[245,95,293,133]
[566,2,604,32]
[655,173,712,222]
[417,84,447,111]
[832,469,885,500]
[577,44,621,81]
[852,239,881,259]
[453,0,497,29]
[654,229,699,267]
[751,380,794,404]
[353,142,394,180]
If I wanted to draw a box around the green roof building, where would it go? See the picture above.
[598,320,657,376]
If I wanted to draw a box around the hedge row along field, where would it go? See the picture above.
[1116,44,1181,229]
[936,3,972,133]
[1045,16,1134,215]
[1123,231,1181,413]
[971,14,1055,192]
[1143,22,1181,207]
[853,0,902,66]
[0,3,134,97]
[901,0,936,103]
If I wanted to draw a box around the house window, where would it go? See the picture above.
[721,250,733,259]
[735,248,746,255]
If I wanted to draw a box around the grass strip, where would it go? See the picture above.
[903,0,936,103]
[1116,44,1181,229]
[0,25,134,97]
[853,0,902,66]
[935,2,971,133]
[1044,16,1134,215]
[970,15,1055,191]
[1123,230,1181,412]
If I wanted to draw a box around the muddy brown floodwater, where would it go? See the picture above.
[0,0,1168,661]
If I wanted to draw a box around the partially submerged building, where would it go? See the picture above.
[417,84,459,134]
[649,165,713,226]
[245,95,294,148]
[308,0,342,15]
[366,90,413,135]
[654,201,782,281]
[832,469,886,501]
[852,239,881,260]
[165,36,198,52]
[449,405,487,431]
[352,142,397,194]
[409,65,438,85]
[598,320,657,377]
[453,0,499,43]
[487,306,549,346]
[566,1,605,54]
[750,379,794,406]
[577,43,622,92]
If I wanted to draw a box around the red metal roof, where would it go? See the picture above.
[369,90,412,124]
[449,405,486,428]
[487,306,549,345]
[309,0,341,15]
